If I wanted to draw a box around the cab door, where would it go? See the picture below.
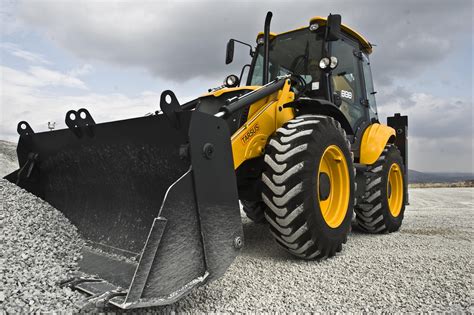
[360,52,379,122]
[330,38,367,131]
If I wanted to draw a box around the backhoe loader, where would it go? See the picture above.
[5,12,408,309]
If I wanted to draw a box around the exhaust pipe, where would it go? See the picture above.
[262,11,272,85]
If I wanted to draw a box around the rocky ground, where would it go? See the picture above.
[1,178,472,313]
[0,140,17,177]
[1,179,85,313]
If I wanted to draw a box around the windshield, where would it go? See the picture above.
[250,29,323,89]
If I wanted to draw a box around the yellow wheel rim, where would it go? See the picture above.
[317,145,350,228]
[387,163,404,217]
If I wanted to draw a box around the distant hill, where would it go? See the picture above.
[0,139,472,184]
[408,169,473,184]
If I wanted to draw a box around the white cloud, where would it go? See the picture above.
[378,93,472,139]
[29,66,88,89]
[69,64,94,77]
[1,65,87,90]
[1,0,472,173]
[14,0,472,83]
[1,42,51,64]
[378,92,473,172]
[0,65,160,142]
[0,1,24,36]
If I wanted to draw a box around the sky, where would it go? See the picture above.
[0,0,472,172]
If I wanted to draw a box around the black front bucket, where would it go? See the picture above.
[5,109,243,308]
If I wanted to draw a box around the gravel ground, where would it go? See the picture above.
[2,174,472,312]
[160,187,473,313]
[0,140,17,177]
[1,179,85,313]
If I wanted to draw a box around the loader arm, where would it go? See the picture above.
[230,78,295,168]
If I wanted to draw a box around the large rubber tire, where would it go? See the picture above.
[262,115,354,259]
[355,144,406,233]
[241,200,266,223]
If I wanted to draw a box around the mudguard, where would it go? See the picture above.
[359,123,396,165]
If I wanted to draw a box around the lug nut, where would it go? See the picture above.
[202,143,215,159]
[234,236,243,249]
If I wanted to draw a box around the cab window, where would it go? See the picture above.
[250,29,323,86]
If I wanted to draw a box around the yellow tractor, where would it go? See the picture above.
[6,12,407,309]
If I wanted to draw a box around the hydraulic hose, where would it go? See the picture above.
[216,76,288,118]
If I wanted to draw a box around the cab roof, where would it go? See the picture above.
[256,16,373,54]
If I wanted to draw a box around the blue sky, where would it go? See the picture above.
[0,0,472,172]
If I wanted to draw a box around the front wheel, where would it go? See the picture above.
[262,115,354,259]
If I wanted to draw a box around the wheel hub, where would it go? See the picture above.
[387,163,403,217]
[317,145,350,228]
[319,172,331,200]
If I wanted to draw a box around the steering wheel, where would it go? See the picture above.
[290,74,308,96]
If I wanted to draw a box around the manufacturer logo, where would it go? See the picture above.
[241,123,260,144]
[341,90,353,100]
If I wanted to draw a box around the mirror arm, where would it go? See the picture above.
[230,39,255,57]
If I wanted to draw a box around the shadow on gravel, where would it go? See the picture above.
[240,219,389,260]
[349,221,393,236]
[240,220,306,262]
[350,221,372,234]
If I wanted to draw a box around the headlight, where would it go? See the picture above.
[319,57,330,69]
[330,56,338,69]
[224,74,240,88]
[309,23,319,31]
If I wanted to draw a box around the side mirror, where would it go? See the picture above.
[326,14,341,41]
[226,39,235,64]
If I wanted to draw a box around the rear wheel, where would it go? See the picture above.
[262,115,354,259]
[241,200,266,223]
[355,144,406,233]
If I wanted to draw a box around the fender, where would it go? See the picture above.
[360,123,396,165]
[291,98,353,135]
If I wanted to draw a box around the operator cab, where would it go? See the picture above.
[226,16,378,135]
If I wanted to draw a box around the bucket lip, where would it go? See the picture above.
[72,270,209,309]
[108,271,209,309]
